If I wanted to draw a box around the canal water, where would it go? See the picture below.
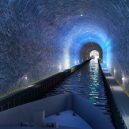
[46,59,112,122]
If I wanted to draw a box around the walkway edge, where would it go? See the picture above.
[100,63,129,129]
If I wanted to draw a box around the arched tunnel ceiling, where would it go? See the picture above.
[1,0,129,95]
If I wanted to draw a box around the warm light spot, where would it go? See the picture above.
[64,61,69,69]
[64,53,70,69]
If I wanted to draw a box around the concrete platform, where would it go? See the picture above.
[101,64,129,128]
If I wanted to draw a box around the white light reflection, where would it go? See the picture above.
[90,50,99,60]
[114,69,116,75]
[122,75,126,82]
[106,76,114,80]
[80,13,83,17]
[58,64,62,71]
[112,86,123,92]
[64,53,70,69]
[24,75,28,80]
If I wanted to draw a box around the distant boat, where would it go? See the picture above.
[0,92,114,129]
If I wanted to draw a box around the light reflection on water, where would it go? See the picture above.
[88,59,100,104]
[46,59,111,118]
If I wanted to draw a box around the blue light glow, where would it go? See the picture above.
[62,24,112,69]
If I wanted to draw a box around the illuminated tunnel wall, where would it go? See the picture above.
[62,24,110,68]
[1,0,129,96]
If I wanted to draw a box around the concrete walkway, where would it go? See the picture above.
[101,64,129,129]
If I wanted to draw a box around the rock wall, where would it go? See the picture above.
[0,0,129,96]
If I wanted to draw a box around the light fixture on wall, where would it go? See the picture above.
[113,69,116,75]
[24,75,28,80]
[80,13,83,17]
[121,75,129,88]
[58,64,62,71]
[122,75,128,84]
[122,76,126,82]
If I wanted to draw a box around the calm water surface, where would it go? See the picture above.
[47,59,112,121]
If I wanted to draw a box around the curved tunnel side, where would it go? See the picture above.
[0,0,129,95]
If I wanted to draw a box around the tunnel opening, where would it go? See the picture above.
[90,50,100,60]
[80,42,103,62]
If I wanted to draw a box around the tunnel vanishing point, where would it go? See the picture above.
[1,0,129,111]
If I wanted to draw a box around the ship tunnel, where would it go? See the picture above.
[1,0,129,111]
[1,0,129,128]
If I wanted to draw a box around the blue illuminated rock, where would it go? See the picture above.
[0,0,129,95]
